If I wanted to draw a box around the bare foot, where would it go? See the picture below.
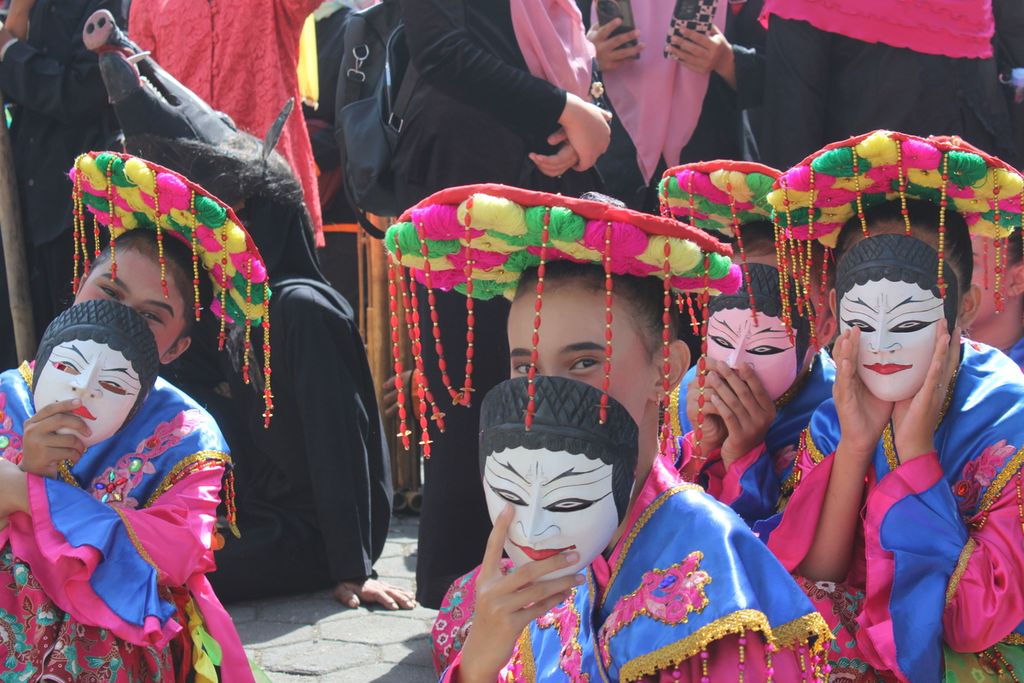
[333,578,417,610]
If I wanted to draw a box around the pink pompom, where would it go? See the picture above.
[812,186,857,208]
[782,165,835,192]
[447,248,508,271]
[683,172,731,203]
[230,252,268,284]
[413,267,466,291]
[900,139,941,169]
[209,298,236,324]
[946,184,976,199]
[195,225,223,254]
[411,204,463,240]
[581,220,648,260]
[1000,195,1023,212]
[964,212,981,226]
[156,172,192,211]
[864,165,899,189]
[623,259,660,277]
[670,206,709,222]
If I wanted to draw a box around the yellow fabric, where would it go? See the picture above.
[297,14,319,109]
[186,598,222,683]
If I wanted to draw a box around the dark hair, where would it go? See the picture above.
[709,262,811,362]
[835,198,973,298]
[34,300,160,422]
[479,376,638,520]
[90,229,212,337]
[516,261,682,356]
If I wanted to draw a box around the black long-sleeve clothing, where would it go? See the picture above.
[0,0,125,366]
[400,0,565,139]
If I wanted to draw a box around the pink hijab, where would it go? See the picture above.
[598,1,728,183]
[510,0,595,101]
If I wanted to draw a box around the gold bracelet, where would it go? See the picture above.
[56,459,75,484]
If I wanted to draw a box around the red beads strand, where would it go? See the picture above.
[526,208,551,430]
[72,169,84,293]
[852,148,869,237]
[693,256,711,465]
[261,286,274,428]
[415,220,460,409]
[242,257,254,385]
[190,192,202,321]
[896,140,912,235]
[600,220,614,424]
[660,239,676,460]
[387,253,411,451]
[994,179,1005,312]
[151,168,169,299]
[217,226,229,350]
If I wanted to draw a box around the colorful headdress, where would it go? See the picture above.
[384,184,739,456]
[767,130,1024,314]
[659,161,780,238]
[69,151,274,425]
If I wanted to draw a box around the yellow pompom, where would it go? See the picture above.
[118,186,150,214]
[765,188,788,212]
[907,168,944,189]
[468,232,519,255]
[969,221,1012,240]
[637,236,701,273]
[396,253,454,272]
[712,170,754,203]
[819,231,839,249]
[116,210,139,231]
[551,239,601,263]
[77,155,108,192]
[229,289,264,321]
[224,223,248,254]
[472,266,520,284]
[123,157,157,195]
[771,187,814,210]
[951,197,990,213]
[457,194,528,236]
[830,175,878,193]
[169,208,196,230]
[992,168,1024,196]
[817,206,854,225]
[855,131,899,167]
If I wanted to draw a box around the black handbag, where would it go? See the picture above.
[336,4,419,231]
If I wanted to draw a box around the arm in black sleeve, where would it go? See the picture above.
[994,0,1024,68]
[732,44,766,109]
[0,0,127,123]
[399,0,567,137]
[281,290,381,583]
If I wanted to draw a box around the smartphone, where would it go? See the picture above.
[668,0,718,41]
[596,0,639,50]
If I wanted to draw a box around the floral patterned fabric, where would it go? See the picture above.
[0,543,175,681]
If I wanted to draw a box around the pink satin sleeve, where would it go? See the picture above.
[702,444,766,506]
[766,445,836,572]
[944,469,1024,651]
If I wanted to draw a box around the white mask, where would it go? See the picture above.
[838,279,945,402]
[483,446,620,579]
[706,308,798,400]
[34,339,143,447]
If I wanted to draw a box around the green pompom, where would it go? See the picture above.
[811,148,868,178]
[230,272,268,305]
[706,253,732,280]
[132,211,155,230]
[80,192,110,214]
[194,195,228,229]
[905,182,942,205]
[385,221,460,258]
[978,209,1021,229]
[946,151,988,187]
[165,215,194,242]
[93,152,117,176]
[503,250,542,273]
[659,176,680,199]
[745,173,775,206]
[523,206,585,244]
[454,278,509,300]
[109,159,133,188]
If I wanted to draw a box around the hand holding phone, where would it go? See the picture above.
[596,0,638,49]
[667,0,718,52]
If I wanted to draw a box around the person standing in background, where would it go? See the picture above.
[128,0,327,244]
[395,0,610,609]
[0,0,126,368]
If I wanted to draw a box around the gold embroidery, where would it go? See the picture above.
[668,384,683,439]
[805,428,826,465]
[774,366,810,411]
[945,538,978,606]
[976,448,1024,517]
[882,424,899,472]
[56,460,80,487]
[1003,633,1024,645]
[143,451,232,508]
[114,506,162,579]
[518,626,537,682]
[17,361,32,387]
[617,608,832,682]
[601,483,703,607]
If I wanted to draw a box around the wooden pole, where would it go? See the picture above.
[0,93,35,360]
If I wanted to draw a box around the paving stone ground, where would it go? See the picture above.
[232,515,438,682]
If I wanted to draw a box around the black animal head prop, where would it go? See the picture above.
[835,233,958,402]
[479,376,639,577]
[33,300,160,446]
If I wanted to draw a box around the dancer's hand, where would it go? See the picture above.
[832,328,892,458]
[685,372,726,455]
[705,361,776,468]
[891,325,952,463]
[0,457,28,517]
[22,399,90,478]
[457,506,583,683]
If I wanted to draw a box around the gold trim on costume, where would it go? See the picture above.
[882,424,899,472]
[1003,633,1024,645]
[668,384,683,438]
[517,626,537,681]
[976,448,1024,517]
[601,484,702,607]
[617,608,832,682]
[17,361,32,387]
[143,450,232,508]
[774,366,810,411]
[804,428,826,465]
[114,506,162,579]
[56,460,79,487]
[945,537,978,606]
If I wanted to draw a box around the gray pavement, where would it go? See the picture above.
[232,515,438,682]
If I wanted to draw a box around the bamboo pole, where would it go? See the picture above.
[0,92,35,360]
